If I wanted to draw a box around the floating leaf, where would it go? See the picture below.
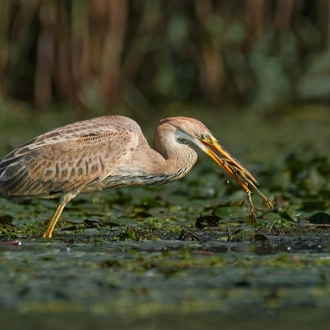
[309,212,330,225]
[0,215,14,224]
[134,211,154,218]
[213,205,247,219]
[195,215,221,229]
[230,228,256,241]
[83,219,101,228]
[278,211,295,222]
[254,233,268,241]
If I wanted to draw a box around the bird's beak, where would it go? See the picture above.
[201,136,258,185]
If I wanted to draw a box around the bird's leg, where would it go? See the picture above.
[42,192,78,238]
[42,202,67,238]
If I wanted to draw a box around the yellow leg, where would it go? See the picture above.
[42,202,66,238]
[243,185,257,224]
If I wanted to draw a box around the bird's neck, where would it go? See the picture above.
[152,124,198,183]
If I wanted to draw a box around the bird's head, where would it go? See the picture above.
[159,116,258,184]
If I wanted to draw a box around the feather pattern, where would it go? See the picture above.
[0,115,204,200]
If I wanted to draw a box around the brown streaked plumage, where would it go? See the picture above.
[0,115,274,238]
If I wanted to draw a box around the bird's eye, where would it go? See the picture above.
[202,132,209,140]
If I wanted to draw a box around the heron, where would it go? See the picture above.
[0,115,274,238]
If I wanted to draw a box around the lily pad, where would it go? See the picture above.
[309,212,330,225]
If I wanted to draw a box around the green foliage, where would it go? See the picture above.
[0,1,329,112]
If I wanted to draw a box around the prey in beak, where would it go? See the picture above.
[200,134,275,223]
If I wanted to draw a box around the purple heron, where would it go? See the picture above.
[0,116,274,238]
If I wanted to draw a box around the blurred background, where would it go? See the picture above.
[1,0,330,113]
[0,0,330,160]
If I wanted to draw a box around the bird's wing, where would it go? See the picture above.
[0,116,145,198]
[0,115,142,165]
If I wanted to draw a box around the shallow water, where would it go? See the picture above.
[1,105,330,328]
[1,234,330,329]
